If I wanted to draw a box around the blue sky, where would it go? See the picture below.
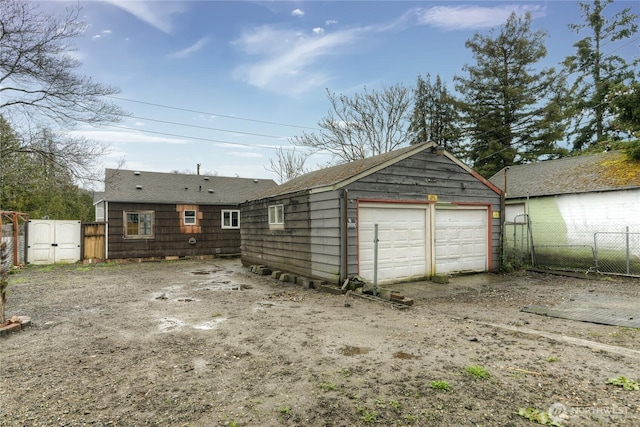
[41,0,639,184]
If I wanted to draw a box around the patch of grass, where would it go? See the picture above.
[429,380,451,391]
[517,407,563,426]
[278,406,292,416]
[389,399,402,412]
[360,411,377,423]
[547,355,559,362]
[465,365,491,379]
[318,382,336,391]
[228,420,239,427]
[606,376,640,390]
[374,398,386,407]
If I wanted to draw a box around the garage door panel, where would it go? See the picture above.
[435,208,488,275]
[359,205,430,284]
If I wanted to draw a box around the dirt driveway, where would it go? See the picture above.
[1,258,639,426]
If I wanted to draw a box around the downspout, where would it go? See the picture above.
[500,167,509,269]
[105,201,109,260]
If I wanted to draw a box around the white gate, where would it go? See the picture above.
[27,220,81,264]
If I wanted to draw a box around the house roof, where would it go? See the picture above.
[253,141,500,199]
[102,169,278,205]
[489,150,640,198]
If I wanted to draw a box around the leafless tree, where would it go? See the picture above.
[290,84,413,164]
[0,0,126,127]
[266,146,310,184]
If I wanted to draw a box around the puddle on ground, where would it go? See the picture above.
[192,318,227,330]
[340,346,372,356]
[158,317,186,332]
[198,283,251,291]
[190,269,223,275]
[393,351,421,360]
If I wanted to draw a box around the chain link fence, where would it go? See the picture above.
[1,223,26,266]
[503,220,640,277]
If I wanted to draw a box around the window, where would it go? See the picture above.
[222,210,240,229]
[184,210,197,225]
[124,211,154,238]
[268,204,284,227]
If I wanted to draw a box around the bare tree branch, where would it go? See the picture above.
[290,84,413,163]
[0,0,127,127]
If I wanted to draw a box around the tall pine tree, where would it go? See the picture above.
[455,12,569,178]
[564,0,639,150]
[409,74,462,155]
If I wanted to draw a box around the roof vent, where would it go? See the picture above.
[203,176,210,181]
[253,179,259,183]
[208,189,214,193]
[135,185,142,190]
[134,171,141,175]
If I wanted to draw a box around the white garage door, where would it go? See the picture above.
[435,208,488,274]
[359,204,431,284]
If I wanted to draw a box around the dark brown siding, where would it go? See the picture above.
[240,193,312,278]
[107,202,240,259]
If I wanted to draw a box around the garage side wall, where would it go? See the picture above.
[309,191,342,283]
[343,150,501,273]
[240,193,313,278]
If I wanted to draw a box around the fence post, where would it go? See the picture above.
[626,226,630,275]
[593,232,599,272]
[373,224,379,296]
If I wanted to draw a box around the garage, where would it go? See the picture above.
[358,203,432,284]
[435,207,489,274]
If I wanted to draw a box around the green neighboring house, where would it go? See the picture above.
[489,150,640,273]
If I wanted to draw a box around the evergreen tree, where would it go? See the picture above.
[409,74,462,155]
[564,0,639,150]
[454,12,569,178]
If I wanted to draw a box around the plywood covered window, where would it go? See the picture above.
[222,210,240,229]
[124,211,154,238]
[268,204,284,229]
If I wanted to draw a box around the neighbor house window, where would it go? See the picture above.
[222,210,240,229]
[124,211,154,238]
[268,204,284,227]
[184,209,197,225]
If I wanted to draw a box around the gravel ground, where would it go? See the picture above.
[1,258,639,426]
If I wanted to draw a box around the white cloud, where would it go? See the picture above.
[325,20,338,26]
[312,27,324,35]
[291,9,304,17]
[91,30,112,41]
[102,0,186,33]
[168,37,210,59]
[232,25,363,95]
[416,4,547,30]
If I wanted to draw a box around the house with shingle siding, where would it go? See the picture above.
[241,142,502,285]
[489,150,640,265]
[96,169,277,260]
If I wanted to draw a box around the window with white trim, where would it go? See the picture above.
[184,210,197,225]
[222,210,240,229]
[268,204,284,227]
[124,211,154,238]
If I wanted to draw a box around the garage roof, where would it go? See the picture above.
[254,142,500,198]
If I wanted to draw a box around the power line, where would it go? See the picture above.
[129,115,290,140]
[109,96,320,131]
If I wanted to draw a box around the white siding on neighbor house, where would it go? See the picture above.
[556,190,640,256]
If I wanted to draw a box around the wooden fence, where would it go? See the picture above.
[82,222,106,261]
